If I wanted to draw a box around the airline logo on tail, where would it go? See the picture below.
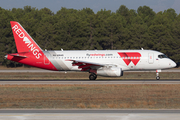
[23,37,31,44]
[12,24,42,59]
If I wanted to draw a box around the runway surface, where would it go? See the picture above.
[0,79,180,85]
[0,109,180,120]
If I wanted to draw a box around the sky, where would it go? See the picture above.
[1,0,180,14]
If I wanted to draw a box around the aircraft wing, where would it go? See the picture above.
[66,59,104,71]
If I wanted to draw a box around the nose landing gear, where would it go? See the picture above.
[89,73,97,80]
[156,74,160,80]
[156,70,161,80]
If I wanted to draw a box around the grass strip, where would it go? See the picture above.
[0,84,180,109]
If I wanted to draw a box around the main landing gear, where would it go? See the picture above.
[89,73,97,80]
[156,70,161,80]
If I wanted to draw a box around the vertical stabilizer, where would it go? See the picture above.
[10,21,42,53]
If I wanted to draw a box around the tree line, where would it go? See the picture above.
[0,5,180,67]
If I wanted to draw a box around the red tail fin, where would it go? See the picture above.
[10,21,42,53]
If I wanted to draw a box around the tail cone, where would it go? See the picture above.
[4,55,7,59]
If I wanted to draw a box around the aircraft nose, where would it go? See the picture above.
[171,61,176,68]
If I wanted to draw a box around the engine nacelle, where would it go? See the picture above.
[97,67,123,77]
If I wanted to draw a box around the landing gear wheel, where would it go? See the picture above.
[156,70,161,80]
[156,76,160,80]
[89,73,97,80]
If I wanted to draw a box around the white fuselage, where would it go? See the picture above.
[43,50,176,71]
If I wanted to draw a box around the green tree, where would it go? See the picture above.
[137,6,156,26]
[1,5,180,67]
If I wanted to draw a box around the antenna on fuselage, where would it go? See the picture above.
[61,48,63,51]
[141,48,144,50]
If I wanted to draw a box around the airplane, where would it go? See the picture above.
[5,21,176,80]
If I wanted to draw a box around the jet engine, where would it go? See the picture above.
[97,67,123,77]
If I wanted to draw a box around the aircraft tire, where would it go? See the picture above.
[89,73,97,80]
[156,76,160,80]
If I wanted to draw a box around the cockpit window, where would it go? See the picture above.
[158,54,168,59]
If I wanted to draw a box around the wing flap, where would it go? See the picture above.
[66,59,104,71]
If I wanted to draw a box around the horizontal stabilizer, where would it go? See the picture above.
[10,54,27,58]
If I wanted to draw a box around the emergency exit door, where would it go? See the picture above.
[44,53,50,65]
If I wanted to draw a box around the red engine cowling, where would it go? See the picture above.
[97,67,123,77]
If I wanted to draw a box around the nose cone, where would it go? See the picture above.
[171,61,177,68]
[4,55,7,59]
